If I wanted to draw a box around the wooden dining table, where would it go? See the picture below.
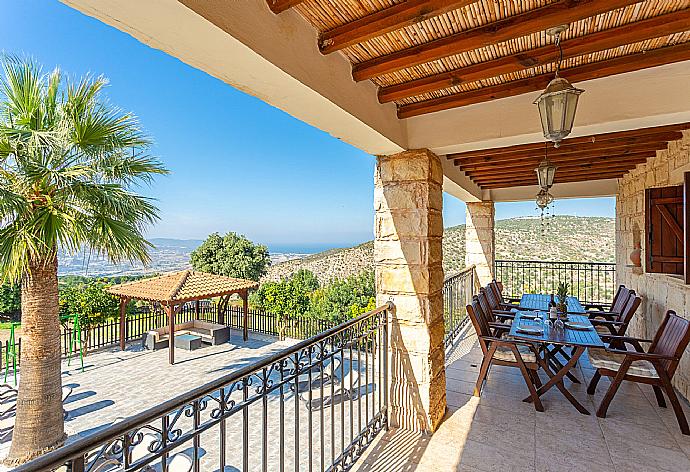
[509,294,605,415]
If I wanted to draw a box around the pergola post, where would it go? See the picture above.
[195,299,200,319]
[118,297,129,351]
[241,290,249,342]
[165,304,175,365]
[217,295,229,325]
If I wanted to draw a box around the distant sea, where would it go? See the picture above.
[57,239,349,277]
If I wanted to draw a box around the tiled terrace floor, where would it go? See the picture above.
[356,331,690,472]
[1,329,380,471]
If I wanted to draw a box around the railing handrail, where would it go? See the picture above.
[495,259,615,266]
[13,302,394,472]
[444,264,476,282]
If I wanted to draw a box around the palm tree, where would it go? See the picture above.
[0,57,168,465]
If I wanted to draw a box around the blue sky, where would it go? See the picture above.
[1,1,614,250]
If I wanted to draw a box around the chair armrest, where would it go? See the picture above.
[605,348,678,361]
[493,310,515,318]
[600,335,653,343]
[489,322,511,332]
[506,297,522,303]
[590,319,624,326]
[601,334,652,352]
[479,335,539,350]
[587,311,618,321]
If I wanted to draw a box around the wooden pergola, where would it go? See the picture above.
[107,270,258,364]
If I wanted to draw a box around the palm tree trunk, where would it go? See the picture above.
[5,253,65,465]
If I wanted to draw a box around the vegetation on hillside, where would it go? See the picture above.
[265,215,615,281]
[251,269,375,323]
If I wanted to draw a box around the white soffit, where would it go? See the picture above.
[61,0,406,155]
[408,61,690,156]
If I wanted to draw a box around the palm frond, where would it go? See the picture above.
[0,57,167,281]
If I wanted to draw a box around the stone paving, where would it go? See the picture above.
[0,329,382,472]
[353,332,690,472]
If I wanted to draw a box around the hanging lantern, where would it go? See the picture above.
[534,142,557,189]
[534,25,584,147]
[535,188,554,210]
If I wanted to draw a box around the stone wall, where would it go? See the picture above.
[616,130,690,399]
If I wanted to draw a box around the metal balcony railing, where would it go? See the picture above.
[443,266,479,348]
[494,259,616,307]
[14,304,392,472]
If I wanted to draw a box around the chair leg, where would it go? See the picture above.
[530,369,543,389]
[659,375,690,435]
[474,345,496,397]
[512,348,544,412]
[587,371,601,395]
[596,365,629,418]
[652,385,667,408]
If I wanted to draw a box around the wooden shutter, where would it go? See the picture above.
[646,185,684,275]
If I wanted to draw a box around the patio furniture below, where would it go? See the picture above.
[467,298,545,412]
[108,270,258,364]
[143,320,230,351]
[587,309,690,434]
[175,333,203,351]
[510,309,604,415]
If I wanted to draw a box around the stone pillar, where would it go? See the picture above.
[374,149,446,433]
[466,201,495,286]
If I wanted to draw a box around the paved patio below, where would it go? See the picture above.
[355,331,690,472]
[1,329,381,471]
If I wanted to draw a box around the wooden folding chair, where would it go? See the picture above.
[589,291,641,339]
[488,279,524,310]
[587,310,690,435]
[583,285,629,317]
[467,299,545,412]
[477,288,516,325]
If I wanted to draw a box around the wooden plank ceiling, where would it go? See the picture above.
[267,0,690,118]
[447,123,690,188]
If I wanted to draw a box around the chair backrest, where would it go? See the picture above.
[614,291,641,333]
[483,285,501,311]
[467,297,492,354]
[610,285,630,314]
[650,310,690,377]
[477,289,497,322]
[489,280,504,304]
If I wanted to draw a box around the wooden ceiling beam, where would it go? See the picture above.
[470,161,645,181]
[479,171,628,188]
[378,9,690,103]
[454,141,670,167]
[319,0,476,54]
[352,0,638,81]
[463,155,653,174]
[447,126,689,160]
[457,146,659,168]
[266,0,306,14]
[466,156,651,177]
[398,42,690,118]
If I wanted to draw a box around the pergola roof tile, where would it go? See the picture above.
[107,270,258,303]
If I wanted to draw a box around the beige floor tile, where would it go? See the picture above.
[456,438,535,472]
[599,415,677,448]
[609,440,690,472]
[535,453,613,472]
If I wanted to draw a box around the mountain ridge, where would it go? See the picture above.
[263,215,615,284]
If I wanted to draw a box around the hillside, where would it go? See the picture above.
[263,216,615,283]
